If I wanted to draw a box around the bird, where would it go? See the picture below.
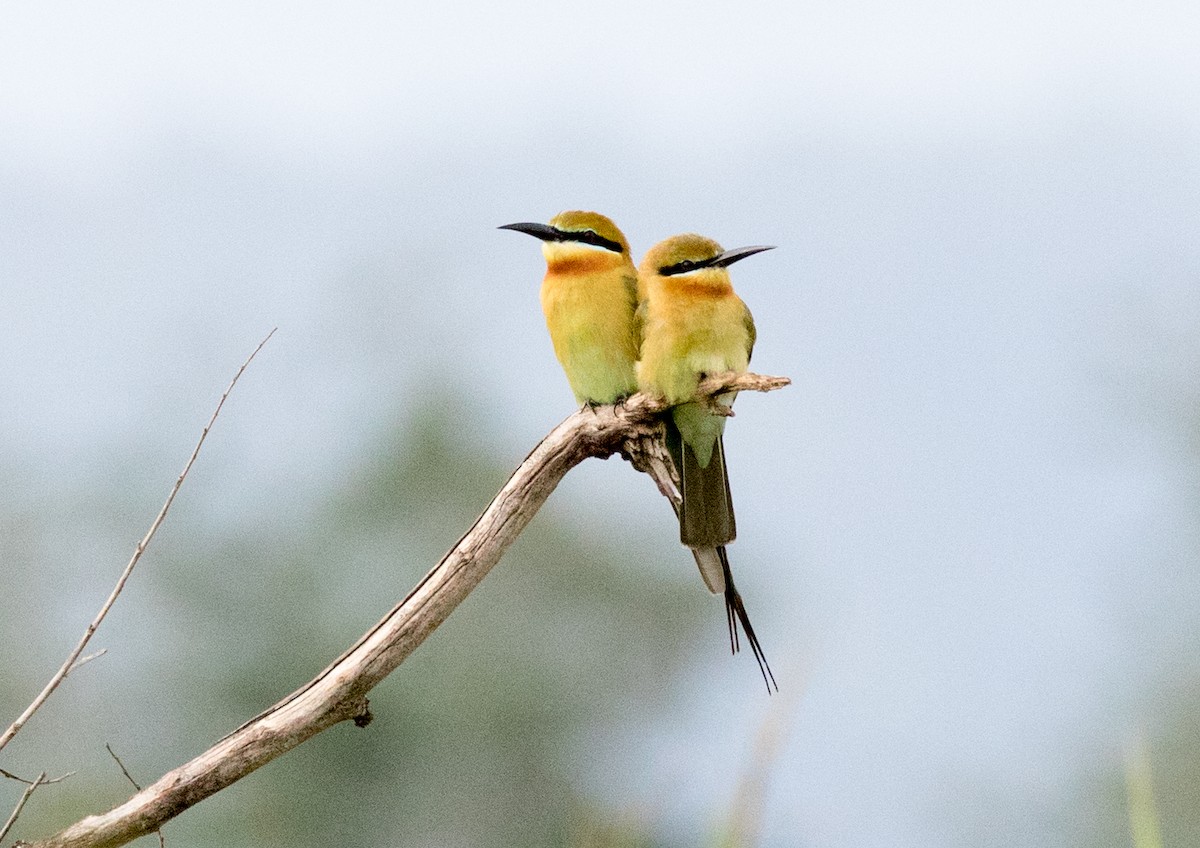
[636,233,777,691]
[499,211,639,406]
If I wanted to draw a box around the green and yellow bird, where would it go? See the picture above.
[637,233,777,690]
[500,211,639,405]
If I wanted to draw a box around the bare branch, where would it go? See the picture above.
[0,330,276,755]
[22,371,788,848]
[0,772,45,844]
[696,371,789,398]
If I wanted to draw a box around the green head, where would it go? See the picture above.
[499,210,631,263]
[639,234,774,281]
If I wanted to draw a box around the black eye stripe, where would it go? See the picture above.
[660,257,716,276]
[554,228,624,253]
[661,260,695,275]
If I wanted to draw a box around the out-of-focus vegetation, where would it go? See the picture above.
[0,390,717,847]
[1061,680,1200,848]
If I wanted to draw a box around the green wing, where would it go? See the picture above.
[742,302,756,364]
[630,272,647,355]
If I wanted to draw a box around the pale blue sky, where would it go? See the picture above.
[3,3,1199,846]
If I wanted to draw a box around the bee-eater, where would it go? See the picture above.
[637,234,777,690]
[500,211,639,406]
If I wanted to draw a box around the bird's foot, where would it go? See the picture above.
[705,396,735,417]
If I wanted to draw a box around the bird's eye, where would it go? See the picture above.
[661,259,700,275]
[567,229,622,253]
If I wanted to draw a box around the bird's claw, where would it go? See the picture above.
[705,397,735,417]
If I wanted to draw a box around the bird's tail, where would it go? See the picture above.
[665,417,736,548]
[691,546,726,594]
[720,547,778,693]
[664,421,730,594]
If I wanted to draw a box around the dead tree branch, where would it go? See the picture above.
[18,372,789,848]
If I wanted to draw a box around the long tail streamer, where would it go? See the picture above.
[719,547,778,693]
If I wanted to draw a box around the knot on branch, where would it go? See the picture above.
[352,704,373,729]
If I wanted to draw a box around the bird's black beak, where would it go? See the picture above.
[710,245,776,268]
[498,222,561,242]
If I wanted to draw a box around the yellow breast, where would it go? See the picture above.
[637,277,751,404]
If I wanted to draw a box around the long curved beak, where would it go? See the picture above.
[711,245,775,268]
[498,222,561,242]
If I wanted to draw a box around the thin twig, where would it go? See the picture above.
[66,650,107,675]
[105,746,164,848]
[104,746,141,791]
[0,772,71,787]
[23,371,788,848]
[0,772,45,844]
[0,330,276,755]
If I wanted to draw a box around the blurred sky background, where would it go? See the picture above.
[2,2,1200,846]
